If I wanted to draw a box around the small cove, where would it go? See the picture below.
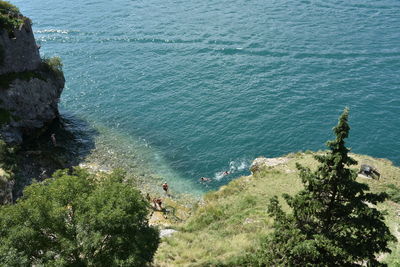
[13,0,400,194]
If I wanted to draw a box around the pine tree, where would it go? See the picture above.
[255,108,396,266]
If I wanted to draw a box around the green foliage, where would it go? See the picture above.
[41,56,64,78]
[386,184,400,203]
[253,108,396,266]
[0,1,23,33]
[0,1,20,15]
[0,168,160,266]
[0,139,16,205]
[0,57,63,90]
[0,138,15,172]
[155,152,400,266]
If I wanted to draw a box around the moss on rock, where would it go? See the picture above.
[0,57,64,89]
[0,1,24,33]
[41,57,63,79]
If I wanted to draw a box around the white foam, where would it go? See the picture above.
[214,159,250,181]
[214,172,225,181]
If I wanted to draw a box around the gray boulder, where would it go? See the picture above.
[359,164,380,180]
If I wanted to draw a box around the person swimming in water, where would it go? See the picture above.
[200,177,211,182]
[222,171,230,176]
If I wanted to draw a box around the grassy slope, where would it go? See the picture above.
[154,152,400,267]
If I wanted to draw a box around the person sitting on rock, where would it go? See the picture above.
[153,198,163,211]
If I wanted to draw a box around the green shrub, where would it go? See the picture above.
[0,1,20,15]
[0,168,160,266]
[0,1,24,33]
[0,138,15,173]
[0,138,16,205]
[0,57,63,90]
[41,56,63,78]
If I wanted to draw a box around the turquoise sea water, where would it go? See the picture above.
[14,0,400,194]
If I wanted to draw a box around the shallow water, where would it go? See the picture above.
[14,0,400,194]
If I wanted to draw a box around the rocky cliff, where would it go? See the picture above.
[0,2,65,204]
[0,7,64,144]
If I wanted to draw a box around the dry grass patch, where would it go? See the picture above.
[154,152,400,266]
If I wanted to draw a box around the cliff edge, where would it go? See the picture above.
[0,2,64,144]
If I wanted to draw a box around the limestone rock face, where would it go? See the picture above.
[250,156,289,174]
[0,20,64,144]
[0,20,41,75]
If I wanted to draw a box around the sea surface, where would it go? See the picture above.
[14,0,400,194]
